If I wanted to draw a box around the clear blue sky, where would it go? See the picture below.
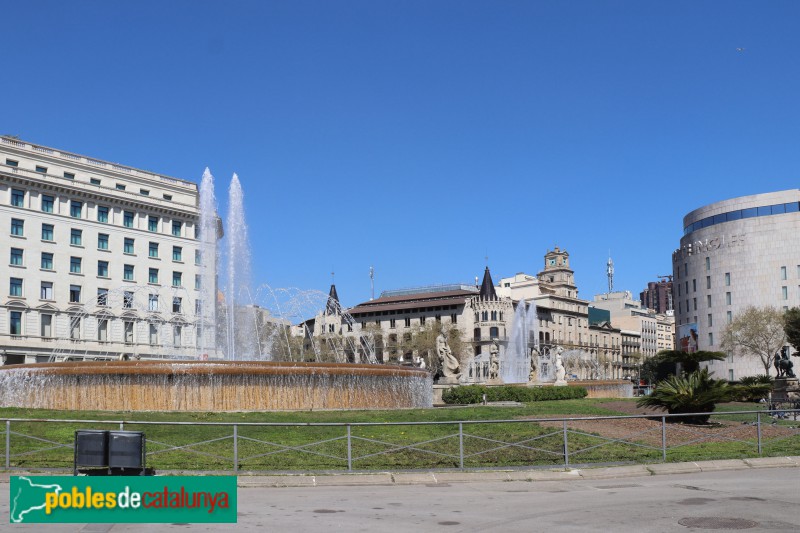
[4,1,799,307]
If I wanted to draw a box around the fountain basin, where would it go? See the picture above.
[0,361,433,412]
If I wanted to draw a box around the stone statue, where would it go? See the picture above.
[554,348,567,386]
[489,341,500,381]
[529,346,539,383]
[436,333,461,381]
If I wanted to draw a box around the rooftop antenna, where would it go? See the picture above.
[369,266,374,301]
[606,251,614,295]
[331,270,335,284]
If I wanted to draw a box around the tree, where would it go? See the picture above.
[721,306,787,376]
[637,368,732,424]
[785,307,800,354]
[656,350,727,375]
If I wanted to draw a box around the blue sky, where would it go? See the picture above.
[3,1,799,307]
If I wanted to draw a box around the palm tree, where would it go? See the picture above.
[637,368,731,424]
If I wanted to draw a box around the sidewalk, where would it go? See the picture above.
[2,456,798,487]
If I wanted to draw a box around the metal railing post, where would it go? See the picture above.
[661,416,667,462]
[563,420,569,467]
[346,425,352,471]
[119,422,124,431]
[233,425,238,474]
[5,421,10,469]
[757,413,762,455]
[458,422,464,469]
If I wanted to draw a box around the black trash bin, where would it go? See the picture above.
[74,430,109,475]
[108,431,146,474]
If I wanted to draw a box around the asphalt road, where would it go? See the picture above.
[4,468,800,532]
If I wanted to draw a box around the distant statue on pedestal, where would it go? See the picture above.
[529,346,539,383]
[489,341,500,381]
[436,333,461,383]
[775,351,795,379]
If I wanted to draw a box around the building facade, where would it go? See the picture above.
[640,278,673,314]
[0,136,217,364]
[672,189,800,379]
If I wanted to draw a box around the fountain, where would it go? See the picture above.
[502,299,531,383]
[0,170,432,411]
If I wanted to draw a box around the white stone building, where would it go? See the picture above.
[0,136,218,364]
[673,189,800,379]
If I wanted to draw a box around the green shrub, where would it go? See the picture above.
[637,368,732,424]
[442,385,587,405]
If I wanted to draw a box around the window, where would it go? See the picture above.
[70,257,82,273]
[693,298,697,311]
[725,273,730,286]
[124,238,134,254]
[124,321,134,344]
[64,172,75,180]
[97,288,108,306]
[70,318,80,340]
[70,200,82,218]
[11,218,24,236]
[149,324,159,345]
[705,257,710,271]
[149,268,159,284]
[10,248,23,266]
[692,279,696,292]
[116,183,127,191]
[726,292,732,305]
[69,285,81,303]
[727,311,733,324]
[451,313,457,324]
[420,316,426,325]
[195,275,201,290]
[90,178,101,185]
[149,242,159,257]
[124,264,134,281]
[35,165,47,174]
[172,297,182,313]
[41,195,54,213]
[98,319,108,342]
[195,300,202,314]
[41,223,53,241]
[490,326,499,338]
[173,325,182,347]
[389,318,396,328]
[706,276,711,289]
[163,194,172,201]
[708,332,714,346]
[9,311,22,336]
[41,252,53,270]
[172,221,182,236]
[40,314,52,338]
[195,250,201,265]
[707,294,712,307]
[172,271,182,287]
[40,281,53,300]
[172,246,182,261]
[97,206,109,223]
[708,314,713,327]
[97,260,109,277]
[11,188,24,207]
[123,291,133,308]
[140,189,149,196]
[474,328,481,341]
[782,286,788,300]
[148,216,158,232]
[123,211,134,228]
[9,277,22,296]
[404,317,411,327]
[70,228,82,246]
[5,158,18,167]
[98,233,109,250]
[149,294,159,311]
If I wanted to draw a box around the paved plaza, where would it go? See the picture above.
[3,462,799,532]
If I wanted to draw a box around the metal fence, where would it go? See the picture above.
[1,410,798,474]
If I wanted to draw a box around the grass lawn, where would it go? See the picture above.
[0,399,797,473]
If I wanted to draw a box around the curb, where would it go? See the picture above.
[3,457,797,487]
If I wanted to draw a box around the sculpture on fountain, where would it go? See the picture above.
[436,333,461,384]
[488,340,500,383]
[528,346,539,383]
[554,346,567,386]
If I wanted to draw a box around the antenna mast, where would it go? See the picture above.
[369,266,374,301]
